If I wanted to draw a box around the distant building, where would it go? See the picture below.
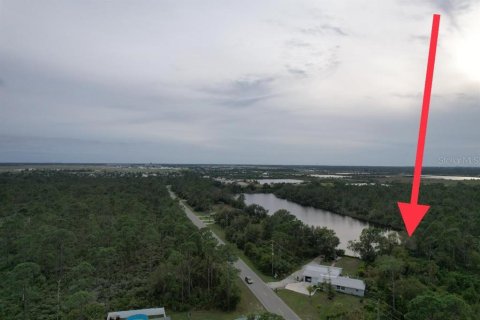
[106,307,170,320]
[302,264,366,297]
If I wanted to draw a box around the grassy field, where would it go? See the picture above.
[169,278,264,320]
[334,256,363,277]
[277,289,365,320]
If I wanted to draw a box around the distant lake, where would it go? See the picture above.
[310,174,349,179]
[256,179,304,184]
[422,175,480,181]
[243,193,370,256]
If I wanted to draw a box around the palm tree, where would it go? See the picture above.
[307,285,314,304]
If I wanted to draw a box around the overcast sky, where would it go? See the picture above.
[0,0,479,165]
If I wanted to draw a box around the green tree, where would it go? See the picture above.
[405,291,472,320]
[257,311,285,320]
[11,262,44,320]
[377,255,404,312]
[307,285,314,304]
[65,291,94,320]
[348,228,384,263]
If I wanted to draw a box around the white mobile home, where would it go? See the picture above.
[303,264,366,297]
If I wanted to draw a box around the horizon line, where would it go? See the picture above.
[0,162,480,169]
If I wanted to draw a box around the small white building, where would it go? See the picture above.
[303,264,342,281]
[303,264,366,297]
[106,307,170,320]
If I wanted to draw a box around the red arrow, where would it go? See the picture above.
[397,14,440,237]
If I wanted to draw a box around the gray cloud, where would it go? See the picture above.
[205,76,275,96]
[409,34,429,42]
[219,95,276,108]
[0,0,478,165]
[201,76,277,108]
[391,92,422,99]
[285,66,308,77]
[433,0,476,15]
[285,39,312,48]
[455,92,480,102]
[300,24,348,36]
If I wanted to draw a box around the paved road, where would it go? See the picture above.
[168,188,301,320]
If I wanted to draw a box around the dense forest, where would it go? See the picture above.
[3,169,479,319]
[169,172,242,212]
[0,172,240,320]
[171,174,341,277]
[271,181,480,269]
[271,181,480,318]
[173,173,480,319]
[216,206,341,277]
[271,181,409,227]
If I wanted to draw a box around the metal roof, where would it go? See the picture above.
[302,263,365,291]
[303,264,342,278]
[311,274,366,290]
[327,276,366,290]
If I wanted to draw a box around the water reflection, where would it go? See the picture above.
[243,193,370,256]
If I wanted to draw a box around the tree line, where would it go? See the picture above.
[0,172,240,320]
[348,226,479,319]
[173,173,480,319]
[170,174,341,278]
[275,180,480,318]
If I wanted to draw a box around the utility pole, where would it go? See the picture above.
[271,240,274,277]
[227,257,230,309]
[392,271,396,312]
[56,279,61,320]
[376,299,380,320]
[22,284,27,320]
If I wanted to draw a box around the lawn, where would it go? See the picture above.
[334,256,363,277]
[169,278,264,320]
[277,288,365,320]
